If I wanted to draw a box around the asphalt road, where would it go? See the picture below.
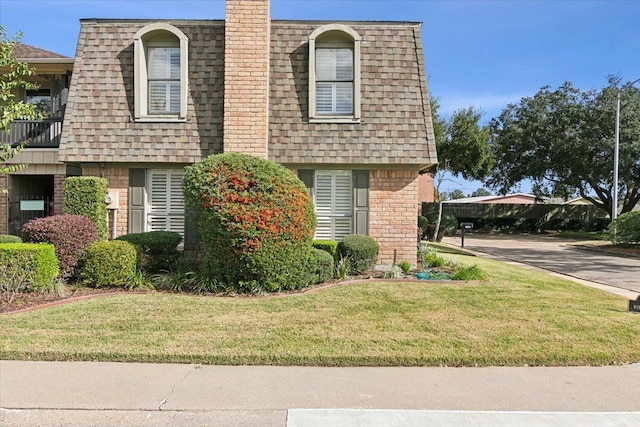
[443,233,640,295]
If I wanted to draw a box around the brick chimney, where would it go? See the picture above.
[223,0,270,158]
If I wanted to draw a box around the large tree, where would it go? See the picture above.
[0,27,39,175]
[487,77,640,216]
[429,100,493,239]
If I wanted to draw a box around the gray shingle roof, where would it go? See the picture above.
[60,19,437,168]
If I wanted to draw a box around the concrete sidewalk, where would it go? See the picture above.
[2,361,639,426]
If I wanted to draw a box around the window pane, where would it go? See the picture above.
[335,82,353,114]
[335,49,353,80]
[149,47,180,79]
[315,49,335,80]
[316,83,334,113]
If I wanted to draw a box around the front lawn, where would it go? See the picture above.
[1,252,638,366]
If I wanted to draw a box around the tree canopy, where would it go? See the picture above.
[487,77,640,215]
[0,27,39,175]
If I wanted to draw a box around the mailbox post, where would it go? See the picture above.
[460,222,473,248]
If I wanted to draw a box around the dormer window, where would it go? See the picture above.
[309,24,361,123]
[134,23,188,122]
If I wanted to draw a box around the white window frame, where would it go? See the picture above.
[313,170,353,240]
[145,169,185,243]
[134,23,189,122]
[309,24,361,123]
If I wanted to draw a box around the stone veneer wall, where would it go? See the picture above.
[369,169,420,266]
[82,167,129,238]
[223,0,270,158]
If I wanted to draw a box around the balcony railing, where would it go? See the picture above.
[0,118,62,148]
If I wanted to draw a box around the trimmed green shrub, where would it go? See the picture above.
[418,215,428,229]
[22,214,99,279]
[452,265,489,281]
[337,234,380,274]
[64,177,108,240]
[607,211,640,244]
[0,243,59,300]
[183,153,317,292]
[117,231,182,273]
[79,240,138,288]
[313,240,339,262]
[0,234,21,243]
[441,213,459,236]
[311,248,334,284]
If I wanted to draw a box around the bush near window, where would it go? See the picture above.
[337,234,380,274]
[64,176,108,240]
[79,240,138,288]
[310,248,335,284]
[0,243,59,302]
[607,211,640,244]
[0,234,21,243]
[183,153,317,293]
[117,231,182,273]
[22,215,99,279]
[313,240,339,262]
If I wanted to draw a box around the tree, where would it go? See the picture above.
[429,100,493,240]
[0,27,39,175]
[470,187,492,197]
[487,77,640,216]
[447,189,466,200]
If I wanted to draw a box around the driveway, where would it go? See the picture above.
[443,233,640,296]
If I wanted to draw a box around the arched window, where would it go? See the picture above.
[308,24,361,122]
[134,23,188,121]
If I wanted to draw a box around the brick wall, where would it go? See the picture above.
[223,0,270,158]
[83,167,129,238]
[370,169,420,266]
[53,174,66,216]
[0,175,7,234]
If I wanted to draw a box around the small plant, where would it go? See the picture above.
[79,240,138,288]
[117,231,182,273]
[382,265,404,279]
[422,251,446,268]
[337,234,380,274]
[313,240,339,262]
[310,248,334,284]
[335,256,350,280]
[452,265,489,281]
[22,215,99,279]
[397,260,412,274]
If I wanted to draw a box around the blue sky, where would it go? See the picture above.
[1,0,639,194]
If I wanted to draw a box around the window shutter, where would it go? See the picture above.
[353,170,369,235]
[314,170,352,240]
[147,170,185,239]
[129,169,146,234]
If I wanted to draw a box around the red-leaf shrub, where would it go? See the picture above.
[183,153,317,292]
[22,215,100,279]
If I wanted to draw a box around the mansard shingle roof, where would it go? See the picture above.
[13,42,70,60]
[60,18,437,169]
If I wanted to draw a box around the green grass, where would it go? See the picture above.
[1,253,639,367]
[552,231,607,241]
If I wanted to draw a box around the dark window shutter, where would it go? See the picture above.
[129,169,145,234]
[353,170,369,235]
[298,170,315,197]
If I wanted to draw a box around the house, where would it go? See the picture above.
[0,43,74,235]
[443,193,539,205]
[7,0,438,265]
